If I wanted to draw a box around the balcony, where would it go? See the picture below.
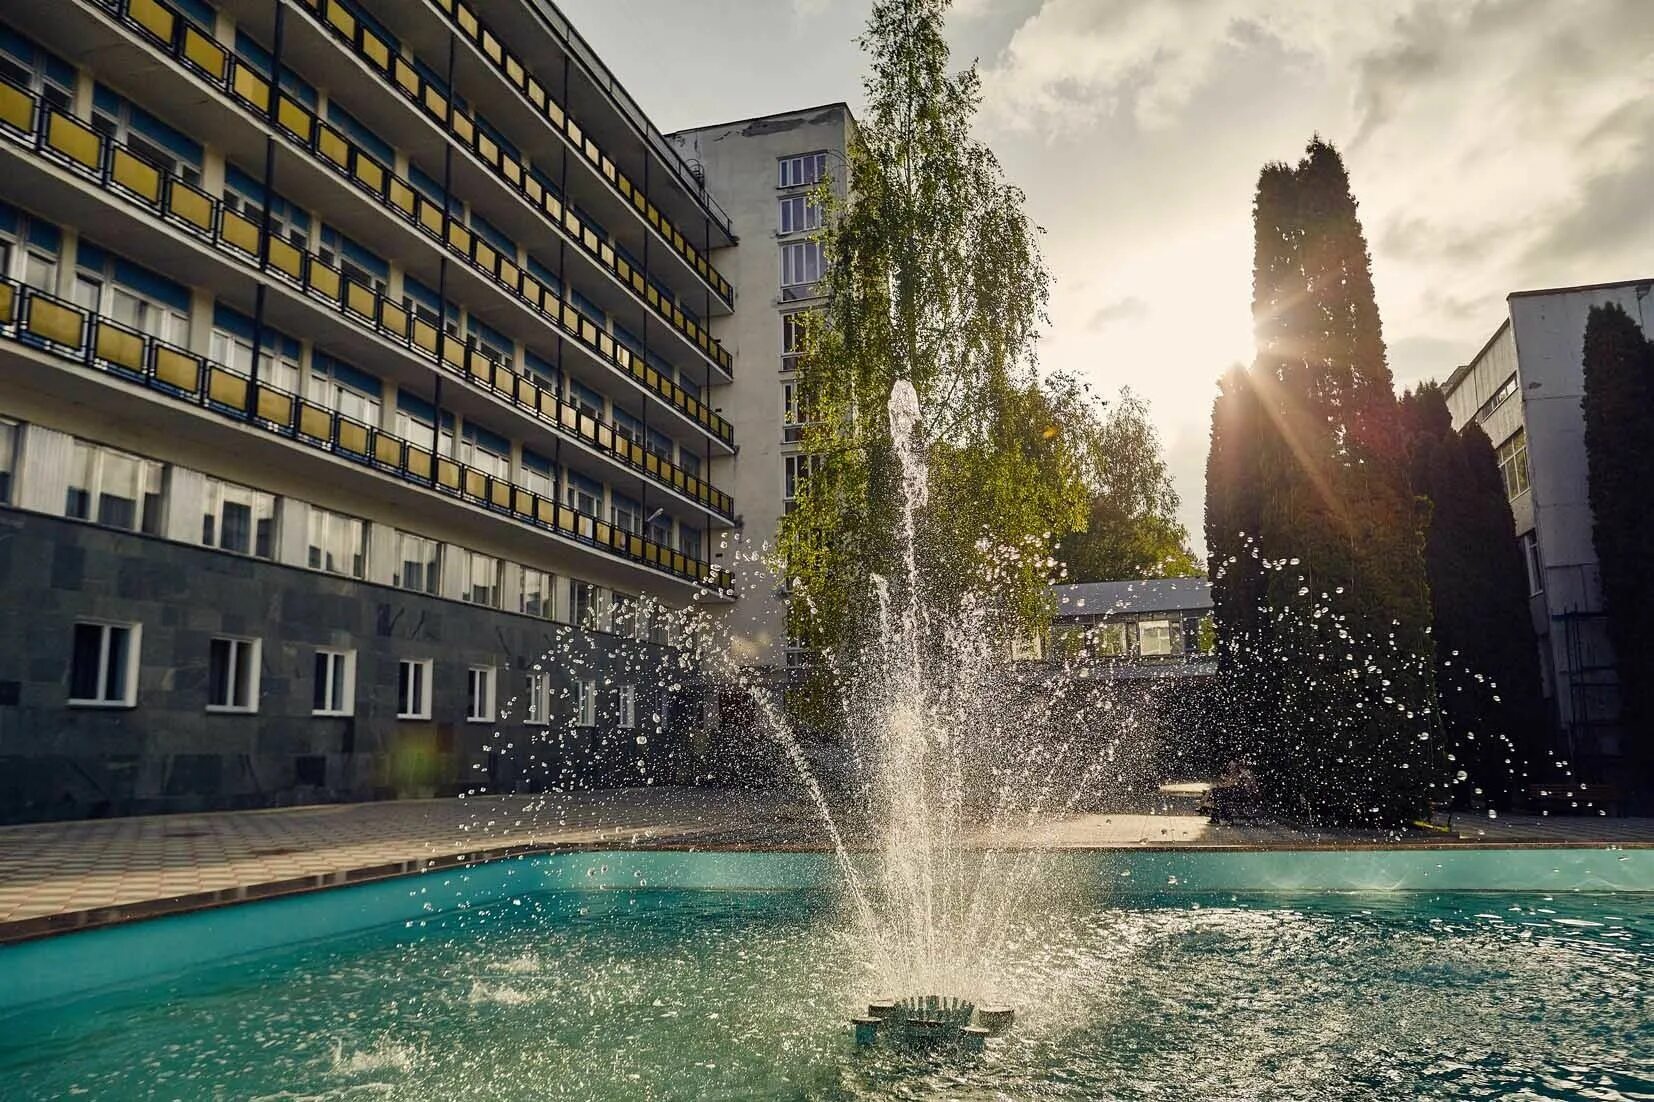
[0,276,734,594]
[39,0,736,379]
[0,79,737,521]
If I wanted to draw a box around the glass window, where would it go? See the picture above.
[394,531,441,594]
[1094,623,1128,657]
[65,441,164,534]
[526,670,552,726]
[519,454,555,498]
[1523,533,1544,596]
[313,649,354,715]
[0,418,16,503]
[617,684,636,729]
[460,429,510,480]
[782,311,816,372]
[397,658,432,719]
[612,492,642,535]
[778,194,822,234]
[1497,428,1531,500]
[679,525,702,562]
[611,593,639,640]
[521,566,556,619]
[576,679,596,727]
[207,636,260,712]
[1138,620,1173,657]
[781,241,825,288]
[210,329,301,393]
[566,473,602,517]
[69,621,139,706]
[569,580,600,631]
[778,151,828,188]
[201,476,275,558]
[306,506,367,578]
[460,549,503,608]
[467,666,495,723]
[309,358,381,426]
[784,454,823,507]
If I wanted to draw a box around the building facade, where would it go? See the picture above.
[668,104,855,671]
[0,0,745,820]
[1443,278,1652,782]
[1047,578,1215,679]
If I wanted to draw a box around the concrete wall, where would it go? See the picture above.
[672,105,853,667]
[0,509,699,824]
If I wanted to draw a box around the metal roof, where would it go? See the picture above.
[1050,578,1211,619]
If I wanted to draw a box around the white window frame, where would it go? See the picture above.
[306,506,368,579]
[778,194,822,235]
[1137,620,1174,658]
[394,531,442,595]
[397,658,433,720]
[1497,428,1531,501]
[68,620,141,708]
[781,240,825,289]
[618,684,636,729]
[65,440,164,535]
[459,548,504,609]
[576,679,597,728]
[1523,533,1544,596]
[201,476,276,559]
[467,665,496,723]
[521,566,556,619]
[206,635,261,713]
[312,648,356,716]
[525,670,552,726]
[778,151,828,189]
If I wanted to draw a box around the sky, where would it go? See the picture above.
[561,0,1654,555]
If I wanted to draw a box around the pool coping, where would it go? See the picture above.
[5,836,1652,945]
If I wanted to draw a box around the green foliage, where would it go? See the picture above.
[1205,139,1437,825]
[1399,383,1546,808]
[1582,303,1654,765]
[778,0,1062,689]
[1056,387,1199,582]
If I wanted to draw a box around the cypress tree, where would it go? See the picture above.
[1400,384,1546,808]
[1582,303,1654,781]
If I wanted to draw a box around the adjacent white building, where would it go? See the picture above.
[1442,278,1652,777]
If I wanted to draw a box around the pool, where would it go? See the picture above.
[2,850,1652,1100]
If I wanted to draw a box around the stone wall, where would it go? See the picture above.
[0,508,701,823]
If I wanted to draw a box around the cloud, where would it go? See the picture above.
[1085,295,1148,331]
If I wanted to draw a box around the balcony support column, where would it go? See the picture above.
[249,0,289,399]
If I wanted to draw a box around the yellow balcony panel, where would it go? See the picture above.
[456,3,479,38]
[645,454,660,477]
[111,148,161,203]
[524,176,543,205]
[501,157,521,187]
[595,521,612,545]
[182,26,228,81]
[345,280,376,320]
[0,82,32,133]
[276,96,314,142]
[583,138,599,166]
[442,339,465,370]
[560,303,578,330]
[437,458,462,490]
[512,487,533,516]
[520,274,543,311]
[0,283,13,325]
[601,156,616,184]
[417,199,443,237]
[93,322,143,371]
[525,78,545,111]
[547,99,564,128]
[577,412,597,440]
[129,0,176,43]
[578,319,597,346]
[544,194,561,222]
[325,1,356,39]
[599,242,614,268]
[153,346,199,391]
[644,543,658,565]
[308,261,342,302]
[393,58,420,99]
[559,405,577,431]
[337,419,369,455]
[208,367,248,411]
[481,29,503,65]
[451,112,475,145]
[298,402,332,440]
[406,446,433,479]
[491,364,513,392]
[632,189,647,215]
[596,423,613,450]
[423,87,447,120]
[597,332,613,359]
[26,296,84,347]
[220,210,261,255]
[374,433,401,466]
[631,271,646,295]
[389,178,417,216]
[462,469,485,498]
[565,118,582,147]
[446,222,472,254]
[563,210,580,237]
[380,300,408,339]
[317,126,350,170]
[232,65,272,112]
[473,240,497,274]
[354,156,386,193]
[505,56,524,87]
[536,498,555,526]
[255,386,293,427]
[581,227,598,254]
[268,237,304,281]
[644,367,659,389]
[477,133,498,167]
[360,29,391,71]
[46,111,100,171]
[536,390,557,419]
[466,351,489,383]
[499,260,520,292]
[489,481,510,509]
[556,505,575,533]
[412,317,438,354]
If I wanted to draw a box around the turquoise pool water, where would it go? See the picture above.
[2,877,1652,1100]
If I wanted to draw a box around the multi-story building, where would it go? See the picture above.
[0,0,746,821]
[1047,579,1215,678]
[668,103,855,671]
[1443,278,1652,784]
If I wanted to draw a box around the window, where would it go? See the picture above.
[207,636,260,712]
[201,476,276,558]
[778,195,822,235]
[221,168,309,250]
[1476,373,1519,423]
[0,418,16,503]
[778,151,828,189]
[612,492,643,535]
[306,506,367,578]
[1137,620,1173,657]
[781,311,816,372]
[611,593,640,640]
[460,423,510,480]
[618,684,636,729]
[781,241,825,289]
[319,226,388,293]
[521,566,556,619]
[467,666,496,723]
[460,549,503,608]
[519,451,555,498]
[69,621,140,707]
[1496,428,1531,500]
[210,328,301,394]
[313,649,355,715]
[309,355,382,426]
[1094,623,1129,657]
[570,580,601,630]
[680,525,702,562]
[566,472,602,517]
[65,441,164,535]
[525,670,551,725]
[394,531,441,594]
[576,679,597,727]
[784,454,823,508]
[397,659,432,719]
[1523,533,1544,596]
[0,34,76,115]
[91,87,204,187]
[646,510,672,548]
[568,379,605,420]
[783,381,820,443]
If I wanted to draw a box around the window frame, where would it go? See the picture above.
[68,619,141,708]
[396,658,433,720]
[467,665,496,723]
[617,683,636,729]
[393,530,442,595]
[200,475,277,559]
[206,635,262,713]
[576,679,597,728]
[525,670,552,726]
[312,648,356,716]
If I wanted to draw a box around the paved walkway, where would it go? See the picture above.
[2,791,1651,942]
